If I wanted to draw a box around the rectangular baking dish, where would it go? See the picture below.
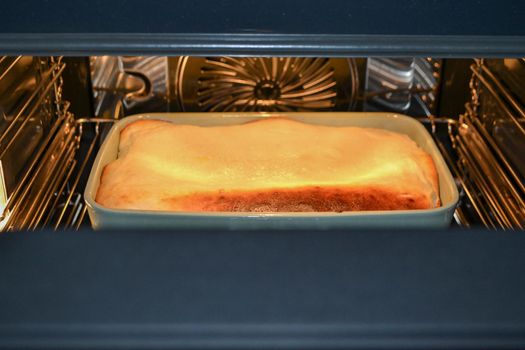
[85,112,459,230]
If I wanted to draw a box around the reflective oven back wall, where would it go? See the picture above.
[88,56,443,119]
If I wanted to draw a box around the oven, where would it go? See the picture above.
[0,0,525,349]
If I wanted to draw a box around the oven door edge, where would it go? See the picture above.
[1,229,524,349]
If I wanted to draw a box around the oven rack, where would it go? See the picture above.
[0,56,113,231]
[0,57,66,230]
[467,62,525,228]
[424,115,523,229]
[419,94,524,228]
[0,58,65,165]
[417,60,525,229]
[3,117,113,231]
[47,118,114,230]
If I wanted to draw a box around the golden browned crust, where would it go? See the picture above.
[424,152,440,206]
[165,186,431,212]
[95,162,114,205]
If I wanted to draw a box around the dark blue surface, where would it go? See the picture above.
[1,0,525,55]
[0,229,524,348]
[2,0,525,35]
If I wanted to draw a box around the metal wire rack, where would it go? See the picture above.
[0,57,67,230]
[0,57,113,231]
[418,61,525,229]
[46,118,114,230]
[464,61,525,228]
[3,117,113,231]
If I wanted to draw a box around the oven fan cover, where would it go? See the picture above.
[174,57,359,112]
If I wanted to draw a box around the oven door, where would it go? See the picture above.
[1,229,525,349]
[1,1,525,349]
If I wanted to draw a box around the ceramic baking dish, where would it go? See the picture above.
[84,112,459,230]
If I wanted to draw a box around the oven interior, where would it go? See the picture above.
[1,56,524,231]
